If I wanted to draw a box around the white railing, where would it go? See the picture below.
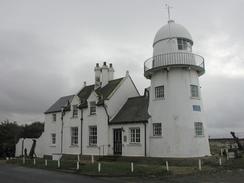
[144,52,205,78]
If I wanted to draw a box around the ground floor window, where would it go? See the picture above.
[89,126,97,146]
[71,127,78,145]
[194,122,204,136]
[153,123,162,136]
[130,128,140,143]
[51,133,56,144]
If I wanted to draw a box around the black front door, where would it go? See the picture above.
[113,129,122,155]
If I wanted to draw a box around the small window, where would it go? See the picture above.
[71,127,78,145]
[90,101,96,115]
[177,38,192,51]
[155,86,164,99]
[130,128,140,143]
[153,123,162,136]
[191,85,199,98]
[51,133,56,144]
[193,105,201,112]
[89,126,97,146]
[72,105,78,118]
[194,122,204,136]
[52,114,56,121]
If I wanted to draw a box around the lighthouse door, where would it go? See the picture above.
[113,129,122,155]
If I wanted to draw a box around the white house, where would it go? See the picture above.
[16,19,210,158]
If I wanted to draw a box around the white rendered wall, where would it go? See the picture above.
[82,92,109,156]
[107,76,139,120]
[62,95,81,155]
[108,123,145,156]
[148,68,210,157]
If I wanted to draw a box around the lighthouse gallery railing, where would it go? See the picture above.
[144,52,205,77]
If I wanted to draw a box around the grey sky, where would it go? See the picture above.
[0,0,244,137]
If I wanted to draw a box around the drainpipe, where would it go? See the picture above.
[144,123,147,157]
[60,107,65,157]
[80,109,83,155]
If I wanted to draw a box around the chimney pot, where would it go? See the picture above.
[103,62,106,66]
[96,63,99,67]
[109,63,112,68]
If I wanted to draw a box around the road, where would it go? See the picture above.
[0,162,112,183]
[2,161,244,183]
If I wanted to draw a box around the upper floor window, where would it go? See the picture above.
[71,127,78,145]
[52,114,56,121]
[51,133,56,144]
[72,105,78,118]
[194,122,204,136]
[89,126,97,146]
[130,128,140,143]
[177,38,192,51]
[90,101,96,115]
[191,85,199,98]
[153,123,162,136]
[193,105,201,112]
[155,86,164,99]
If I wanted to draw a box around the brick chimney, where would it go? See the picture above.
[101,62,109,87]
[94,63,101,89]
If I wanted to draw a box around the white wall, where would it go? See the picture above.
[82,91,109,156]
[108,123,146,156]
[107,76,139,120]
[147,68,210,157]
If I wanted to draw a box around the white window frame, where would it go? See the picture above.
[130,128,140,143]
[51,133,56,145]
[194,122,204,137]
[52,113,56,121]
[155,85,164,99]
[191,85,199,98]
[90,101,96,115]
[89,126,97,146]
[153,123,162,136]
[72,105,78,118]
[71,127,78,145]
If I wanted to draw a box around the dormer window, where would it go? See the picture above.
[72,105,78,118]
[90,101,96,115]
[177,38,192,51]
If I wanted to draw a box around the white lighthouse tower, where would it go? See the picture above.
[145,19,210,157]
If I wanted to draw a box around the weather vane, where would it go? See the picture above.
[165,4,173,21]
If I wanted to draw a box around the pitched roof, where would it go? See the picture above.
[45,78,124,113]
[110,95,150,124]
[96,78,124,105]
[77,84,95,108]
[44,95,74,114]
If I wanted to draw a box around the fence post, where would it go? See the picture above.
[98,162,101,173]
[76,161,80,170]
[220,148,223,156]
[131,162,134,173]
[23,157,25,165]
[91,155,94,164]
[219,157,222,166]
[45,159,47,167]
[77,155,80,162]
[33,158,36,165]
[198,159,202,171]
[58,159,60,168]
[166,161,169,171]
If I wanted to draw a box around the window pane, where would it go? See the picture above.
[193,105,201,112]
[90,101,96,115]
[191,85,199,98]
[194,122,204,136]
[89,126,97,145]
[71,127,78,145]
[130,128,140,143]
[155,86,164,98]
[153,123,162,136]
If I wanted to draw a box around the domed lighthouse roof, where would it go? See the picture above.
[153,20,193,46]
